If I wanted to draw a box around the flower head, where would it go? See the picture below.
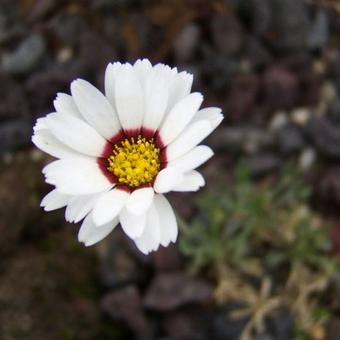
[32,59,223,254]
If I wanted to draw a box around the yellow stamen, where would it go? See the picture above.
[107,136,160,188]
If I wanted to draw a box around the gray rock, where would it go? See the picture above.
[245,154,282,177]
[306,117,340,159]
[98,232,145,289]
[268,0,310,51]
[211,12,243,56]
[263,66,299,110]
[144,272,213,312]
[0,119,31,153]
[277,124,306,154]
[1,34,46,76]
[307,9,329,50]
[101,286,152,340]
[173,23,200,62]
[209,127,276,154]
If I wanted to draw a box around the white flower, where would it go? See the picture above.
[32,59,223,254]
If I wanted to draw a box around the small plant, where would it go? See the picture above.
[179,163,340,339]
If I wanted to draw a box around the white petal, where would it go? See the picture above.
[159,92,203,146]
[167,145,214,172]
[45,112,106,157]
[33,117,48,132]
[43,158,113,195]
[143,68,169,132]
[32,129,83,159]
[192,107,224,129]
[71,79,121,140]
[153,167,184,194]
[154,194,178,245]
[65,192,103,223]
[166,71,193,112]
[78,213,118,246]
[92,189,129,226]
[172,170,205,192]
[53,93,82,119]
[105,62,122,110]
[125,187,154,216]
[133,59,152,87]
[119,208,147,239]
[40,189,70,211]
[165,120,212,161]
[134,202,161,254]
[115,64,144,132]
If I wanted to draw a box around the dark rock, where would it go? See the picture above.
[0,161,30,254]
[28,0,60,21]
[101,286,152,340]
[330,221,340,255]
[313,167,340,215]
[98,232,144,289]
[225,72,259,122]
[328,98,340,124]
[307,9,329,50]
[211,12,243,56]
[0,119,31,153]
[266,0,310,52]
[0,2,25,44]
[266,309,294,340]
[238,0,271,36]
[245,154,282,177]
[277,124,306,154]
[173,23,200,63]
[263,66,299,110]
[78,29,117,85]
[209,127,275,154]
[1,34,46,76]
[153,244,182,272]
[200,47,239,90]
[327,318,340,340]
[212,304,248,340]
[102,15,128,53]
[26,62,83,115]
[299,67,321,107]
[144,272,213,312]
[253,335,274,340]
[242,37,273,69]
[162,307,212,340]
[306,117,340,159]
[47,12,87,47]
[0,75,28,121]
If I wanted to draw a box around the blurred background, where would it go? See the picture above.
[1,0,340,339]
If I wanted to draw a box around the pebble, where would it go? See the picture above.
[269,111,289,131]
[1,34,46,76]
[263,65,299,110]
[144,272,213,312]
[211,12,243,55]
[173,23,200,62]
[299,148,317,171]
[307,9,329,50]
[276,123,306,155]
[290,108,311,126]
[0,119,31,153]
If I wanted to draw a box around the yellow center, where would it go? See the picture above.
[107,136,161,188]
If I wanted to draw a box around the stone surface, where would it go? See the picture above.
[306,117,340,159]
[2,34,46,75]
[144,272,213,312]
[0,119,31,153]
[263,66,299,110]
[101,286,152,340]
[211,12,243,56]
